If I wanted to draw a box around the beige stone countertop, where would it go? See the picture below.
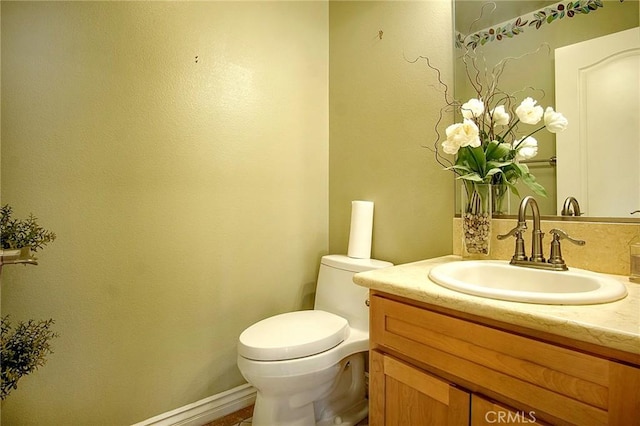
[354,255,640,357]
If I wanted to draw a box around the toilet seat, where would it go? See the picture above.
[238,310,349,361]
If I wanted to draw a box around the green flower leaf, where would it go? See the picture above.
[521,173,548,197]
[457,173,484,182]
[511,162,547,196]
[506,181,521,198]
[485,141,511,161]
[487,161,512,169]
[466,145,487,176]
[511,162,530,177]
[485,168,504,178]
[446,164,472,174]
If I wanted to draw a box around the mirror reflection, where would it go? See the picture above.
[453,0,639,220]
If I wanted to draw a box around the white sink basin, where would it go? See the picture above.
[428,260,628,305]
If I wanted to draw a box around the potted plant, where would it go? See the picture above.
[1,317,58,399]
[1,204,56,263]
[0,204,58,399]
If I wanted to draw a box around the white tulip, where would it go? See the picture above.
[515,97,544,125]
[488,105,510,127]
[515,136,538,161]
[461,98,485,119]
[544,107,568,133]
[443,119,481,155]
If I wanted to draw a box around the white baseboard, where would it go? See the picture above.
[132,383,256,426]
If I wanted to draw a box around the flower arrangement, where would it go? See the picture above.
[423,42,568,256]
[420,2,570,255]
[442,95,568,198]
[441,93,567,256]
[436,92,568,256]
[440,1,571,203]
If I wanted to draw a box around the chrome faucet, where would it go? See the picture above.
[498,196,585,270]
[561,196,582,216]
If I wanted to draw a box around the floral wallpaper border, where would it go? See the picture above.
[456,0,623,50]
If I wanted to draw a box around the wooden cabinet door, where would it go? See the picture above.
[471,394,549,426]
[370,350,470,426]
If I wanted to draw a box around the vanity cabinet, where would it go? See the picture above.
[370,351,470,425]
[470,395,544,426]
[369,292,640,425]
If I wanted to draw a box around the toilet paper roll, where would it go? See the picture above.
[347,200,374,259]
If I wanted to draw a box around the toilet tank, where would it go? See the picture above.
[314,255,392,332]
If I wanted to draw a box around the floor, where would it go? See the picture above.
[202,404,369,426]
[203,405,254,426]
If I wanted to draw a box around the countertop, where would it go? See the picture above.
[353,255,640,358]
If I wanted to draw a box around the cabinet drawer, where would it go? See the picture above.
[371,295,611,425]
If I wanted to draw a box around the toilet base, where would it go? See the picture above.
[252,395,316,426]
[316,398,368,426]
[250,353,368,426]
[252,397,367,426]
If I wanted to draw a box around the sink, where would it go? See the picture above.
[428,260,628,305]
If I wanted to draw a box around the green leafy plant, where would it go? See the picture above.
[1,204,57,252]
[0,204,59,399]
[1,316,58,400]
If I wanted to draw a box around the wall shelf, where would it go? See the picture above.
[0,248,38,266]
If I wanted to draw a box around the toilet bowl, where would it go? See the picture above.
[237,255,392,426]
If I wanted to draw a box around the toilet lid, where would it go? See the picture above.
[238,310,349,361]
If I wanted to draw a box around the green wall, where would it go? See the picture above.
[1,2,328,424]
[1,1,454,424]
[329,0,454,265]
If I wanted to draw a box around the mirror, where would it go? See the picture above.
[453,0,639,221]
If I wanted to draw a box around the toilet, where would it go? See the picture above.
[237,254,392,426]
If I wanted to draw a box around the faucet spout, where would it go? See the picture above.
[517,196,545,262]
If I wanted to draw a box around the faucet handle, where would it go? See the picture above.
[498,224,528,261]
[549,228,586,246]
[547,228,585,270]
[497,224,526,240]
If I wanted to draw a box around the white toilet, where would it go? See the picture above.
[237,254,392,426]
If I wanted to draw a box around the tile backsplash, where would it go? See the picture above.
[453,218,640,277]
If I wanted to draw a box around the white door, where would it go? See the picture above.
[555,27,640,217]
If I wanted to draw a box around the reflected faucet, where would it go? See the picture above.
[561,197,582,216]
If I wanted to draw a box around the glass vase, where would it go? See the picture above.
[461,182,492,258]
[492,183,510,216]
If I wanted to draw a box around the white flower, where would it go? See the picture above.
[487,105,510,127]
[442,119,481,155]
[543,107,568,133]
[461,98,485,119]
[515,97,544,125]
[515,136,538,161]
